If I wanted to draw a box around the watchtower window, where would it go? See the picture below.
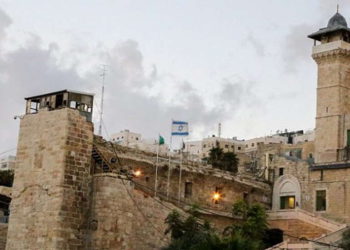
[30,100,40,113]
[25,90,94,121]
[70,101,77,109]
[55,94,63,108]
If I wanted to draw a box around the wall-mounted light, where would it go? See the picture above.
[134,170,142,177]
[212,192,221,201]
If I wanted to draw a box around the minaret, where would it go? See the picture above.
[309,11,350,163]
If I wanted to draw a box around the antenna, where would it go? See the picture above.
[98,64,108,136]
[218,123,222,138]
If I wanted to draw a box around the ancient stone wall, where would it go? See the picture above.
[93,137,271,214]
[6,108,93,250]
[309,168,350,223]
[88,173,175,250]
[0,224,7,250]
[268,219,329,242]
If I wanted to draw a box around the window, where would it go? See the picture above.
[316,190,326,211]
[203,144,207,148]
[347,130,350,147]
[238,147,241,150]
[225,145,229,148]
[251,143,255,147]
[320,170,324,181]
[184,182,192,198]
[280,196,295,209]
[69,101,77,108]
[279,168,284,176]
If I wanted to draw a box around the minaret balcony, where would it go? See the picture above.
[313,40,350,54]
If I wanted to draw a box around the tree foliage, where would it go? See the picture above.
[163,201,269,250]
[0,170,14,187]
[207,142,239,173]
[340,227,350,250]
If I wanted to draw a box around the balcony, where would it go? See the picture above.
[337,146,350,161]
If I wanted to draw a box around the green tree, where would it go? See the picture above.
[340,227,350,250]
[208,142,239,173]
[0,170,14,187]
[164,205,221,250]
[164,201,269,250]
[223,200,268,249]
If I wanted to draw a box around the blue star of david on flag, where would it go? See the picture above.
[171,120,189,136]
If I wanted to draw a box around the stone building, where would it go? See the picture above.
[5,10,350,250]
[0,157,15,171]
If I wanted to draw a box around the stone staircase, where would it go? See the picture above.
[267,208,347,249]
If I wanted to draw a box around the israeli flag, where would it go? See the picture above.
[171,120,189,136]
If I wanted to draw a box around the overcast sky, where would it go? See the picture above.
[0,0,349,154]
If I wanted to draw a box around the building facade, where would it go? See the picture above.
[0,156,15,171]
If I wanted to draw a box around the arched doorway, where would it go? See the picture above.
[272,174,301,211]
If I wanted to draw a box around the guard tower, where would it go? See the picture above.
[309,12,350,164]
[25,89,94,121]
[6,90,94,249]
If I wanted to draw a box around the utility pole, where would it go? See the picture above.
[218,123,222,138]
[98,64,108,136]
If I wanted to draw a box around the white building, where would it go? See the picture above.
[111,130,141,147]
[185,136,245,159]
[293,130,315,144]
[131,138,169,155]
[111,130,169,155]
[184,141,202,156]
[244,135,288,152]
[0,156,15,171]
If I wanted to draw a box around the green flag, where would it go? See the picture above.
[159,135,165,145]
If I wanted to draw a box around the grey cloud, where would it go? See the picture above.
[0,11,261,152]
[0,8,11,42]
[282,24,314,72]
[245,34,266,57]
[282,1,350,73]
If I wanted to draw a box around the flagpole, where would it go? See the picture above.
[178,139,183,205]
[154,137,160,197]
[166,133,172,200]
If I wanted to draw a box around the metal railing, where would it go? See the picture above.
[337,146,350,161]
